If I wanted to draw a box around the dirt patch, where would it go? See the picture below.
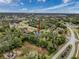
[15,42,48,56]
[23,42,48,55]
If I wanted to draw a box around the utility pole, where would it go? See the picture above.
[37,16,40,33]
[35,16,40,37]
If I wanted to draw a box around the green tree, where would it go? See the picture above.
[72,57,78,59]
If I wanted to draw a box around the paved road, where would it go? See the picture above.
[51,24,77,59]
[75,44,79,57]
[67,44,75,59]
[52,42,70,59]
[67,26,76,59]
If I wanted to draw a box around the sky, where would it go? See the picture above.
[0,0,78,13]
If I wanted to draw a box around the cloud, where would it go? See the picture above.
[67,2,79,10]
[37,0,46,2]
[28,1,78,13]
[29,0,46,3]
[0,7,28,12]
[30,7,79,13]
[21,8,28,11]
[63,0,71,3]
[0,0,13,4]
[29,1,78,13]
[20,2,24,5]
[74,2,79,7]
[31,2,74,12]
[18,8,28,12]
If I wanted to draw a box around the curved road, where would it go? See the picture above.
[67,26,76,59]
[52,24,77,59]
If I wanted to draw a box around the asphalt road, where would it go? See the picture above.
[52,24,77,59]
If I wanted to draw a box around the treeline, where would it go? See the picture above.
[28,16,79,29]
